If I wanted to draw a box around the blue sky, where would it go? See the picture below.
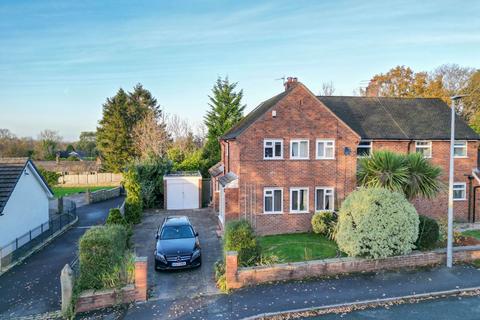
[1,0,479,141]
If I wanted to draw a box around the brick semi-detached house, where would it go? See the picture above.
[209,78,480,235]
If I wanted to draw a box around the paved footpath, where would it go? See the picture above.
[80,264,480,320]
[0,197,124,320]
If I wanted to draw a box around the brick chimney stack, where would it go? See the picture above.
[284,77,299,91]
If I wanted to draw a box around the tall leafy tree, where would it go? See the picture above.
[203,77,246,171]
[76,131,98,158]
[461,70,480,128]
[97,84,163,172]
[97,89,131,172]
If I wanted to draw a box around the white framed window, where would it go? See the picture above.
[453,183,466,201]
[264,139,283,159]
[357,140,372,157]
[316,139,335,159]
[415,141,432,158]
[454,141,467,158]
[290,139,309,159]
[315,187,334,211]
[290,187,309,213]
[264,188,283,213]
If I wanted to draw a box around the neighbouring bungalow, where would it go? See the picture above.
[0,158,54,251]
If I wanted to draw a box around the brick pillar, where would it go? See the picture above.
[135,257,148,301]
[225,251,239,289]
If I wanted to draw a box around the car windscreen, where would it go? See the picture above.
[160,225,195,240]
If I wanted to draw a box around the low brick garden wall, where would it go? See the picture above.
[85,187,122,204]
[225,246,480,290]
[74,257,147,313]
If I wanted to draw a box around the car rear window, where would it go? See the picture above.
[160,225,194,240]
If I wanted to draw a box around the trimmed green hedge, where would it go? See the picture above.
[77,225,129,290]
[106,208,127,226]
[224,220,260,266]
[311,211,337,238]
[415,215,440,250]
[335,188,419,259]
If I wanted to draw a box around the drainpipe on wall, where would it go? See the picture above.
[467,175,474,222]
[407,140,414,154]
[226,140,230,173]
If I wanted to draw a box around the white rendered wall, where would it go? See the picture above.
[0,165,50,248]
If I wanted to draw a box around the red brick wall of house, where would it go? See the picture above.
[219,84,479,234]
[373,140,479,221]
[230,84,360,235]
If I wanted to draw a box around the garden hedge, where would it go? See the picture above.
[224,219,260,266]
[335,187,419,259]
[415,215,440,250]
[77,225,128,290]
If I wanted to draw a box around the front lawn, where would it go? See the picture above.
[52,186,113,198]
[461,230,480,240]
[258,233,340,263]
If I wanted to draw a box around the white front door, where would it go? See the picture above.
[167,178,200,210]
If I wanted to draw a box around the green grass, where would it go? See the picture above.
[461,230,480,240]
[258,233,340,263]
[52,186,113,198]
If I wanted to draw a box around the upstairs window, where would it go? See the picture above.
[316,139,335,159]
[454,141,467,158]
[315,187,334,211]
[290,139,309,159]
[264,139,283,159]
[357,140,372,157]
[264,188,283,213]
[453,183,466,201]
[415,141,432,158]
[290,187,309,213]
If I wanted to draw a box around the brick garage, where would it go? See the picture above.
[212,79,480,235]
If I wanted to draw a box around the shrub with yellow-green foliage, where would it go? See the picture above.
[335,188,419,259]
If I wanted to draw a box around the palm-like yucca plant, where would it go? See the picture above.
[403,152,443,200]
[357,150,443,200]
[357,151,409,194]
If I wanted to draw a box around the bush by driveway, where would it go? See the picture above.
[131,208,222,300]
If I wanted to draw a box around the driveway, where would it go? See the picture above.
[0,196,124,319]
[132,208,222,300]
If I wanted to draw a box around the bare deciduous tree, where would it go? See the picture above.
[320,81,336,96]
[132,111,170,160]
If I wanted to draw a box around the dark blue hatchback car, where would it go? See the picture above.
[154,216,201,270]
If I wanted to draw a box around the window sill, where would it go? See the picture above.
[315,157,335,160]
[263,158,284,160]
[453,199,466,201]
[289,211,310,214]
[454,156,468,159]
[289,158,310,160]
[263,212,284,215]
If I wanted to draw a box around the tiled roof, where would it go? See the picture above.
[208,162,224,177]
[222,90,289,140]
[317,96,480,140]
[220,88,480,141]
[0,158,28,214]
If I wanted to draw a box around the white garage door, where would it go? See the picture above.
[167,178,200,210]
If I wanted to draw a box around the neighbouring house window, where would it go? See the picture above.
[453,183,466,201]
[290,187,309,213]
[316,139,335,159]
[454,141,467,158]
[415,141,432,158]
[357,140,372,157]
[290,139,309,159]
[264,188,283,213]
[264,139,283,159]
[315,187,334,211]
